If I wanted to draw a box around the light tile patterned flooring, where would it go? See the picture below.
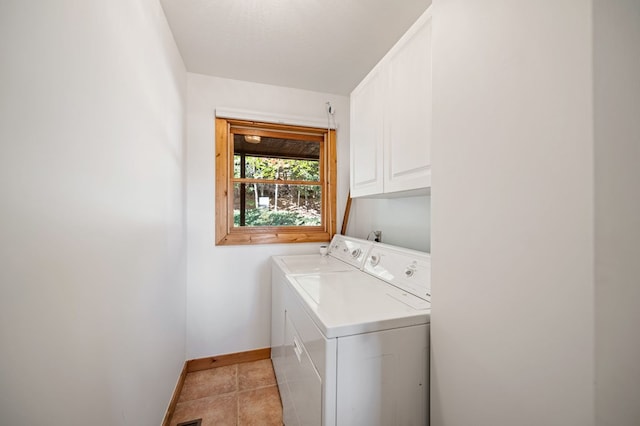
[169,359,283,426]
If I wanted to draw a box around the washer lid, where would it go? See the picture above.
[287,270,430,339]
[273,254,355,275]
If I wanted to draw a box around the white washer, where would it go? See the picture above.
[272,235,373,276]
[271,235,374,388]
[272,242,431,426]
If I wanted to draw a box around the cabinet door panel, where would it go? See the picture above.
[385,12,432,193]
[350,67,385,197]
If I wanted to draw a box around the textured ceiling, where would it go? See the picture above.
[160,0,432,95]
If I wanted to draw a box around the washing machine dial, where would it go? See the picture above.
[404,261,417,278]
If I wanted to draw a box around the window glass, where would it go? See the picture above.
[233,155,320,181]
[215,118,336,245]
[233,183,322,227]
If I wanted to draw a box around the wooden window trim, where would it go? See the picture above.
[215,117,337,245]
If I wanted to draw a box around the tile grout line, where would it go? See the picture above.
[237,383,279,394]
[172,361,281,425]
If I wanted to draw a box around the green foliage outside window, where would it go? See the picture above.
[234,155,321,227]
[234,156,319,181]
[233,208,321,227]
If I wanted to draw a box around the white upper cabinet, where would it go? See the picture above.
[350,66,385,197]
[350,7,432,198]
[385,9,432,194]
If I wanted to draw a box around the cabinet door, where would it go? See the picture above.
[350,66,385,197]
[385,10,432,194]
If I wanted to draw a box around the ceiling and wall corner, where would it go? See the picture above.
[159,0,432,95]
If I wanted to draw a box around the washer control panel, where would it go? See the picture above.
[364,245,431,301]
[328,235,373,269]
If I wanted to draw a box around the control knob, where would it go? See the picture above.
[404,261,417,278]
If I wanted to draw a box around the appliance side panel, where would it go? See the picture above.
[336,325,429,426]
[271,263,287,385]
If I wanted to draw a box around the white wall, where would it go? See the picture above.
[594,0,640,423]
[348,195,430,252]
[0,1,187,425]
[431,1,595,425]
[186,73,350,358]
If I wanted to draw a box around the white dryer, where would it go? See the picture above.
[272,241,431,426]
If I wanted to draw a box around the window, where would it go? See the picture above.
[215,118,336,245]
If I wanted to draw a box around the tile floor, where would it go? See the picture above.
[169,359,283,426]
